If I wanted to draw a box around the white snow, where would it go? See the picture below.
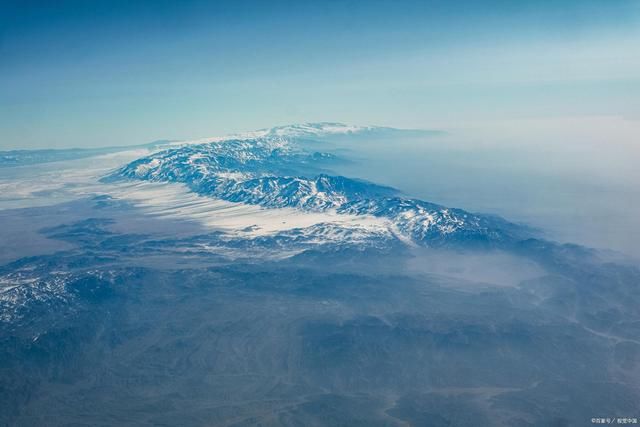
[167,122,375,147]
[104,181,390,238]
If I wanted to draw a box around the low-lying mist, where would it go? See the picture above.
[326,116,640,257]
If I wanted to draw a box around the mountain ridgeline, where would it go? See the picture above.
[111,123,529,248]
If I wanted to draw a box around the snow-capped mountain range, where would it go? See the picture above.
[110,123,529,247]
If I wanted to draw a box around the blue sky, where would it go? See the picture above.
[1,0,639,149]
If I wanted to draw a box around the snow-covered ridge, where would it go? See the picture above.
[169,122,378,147]
[111,123,528,247]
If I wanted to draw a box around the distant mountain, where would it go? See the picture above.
[110,123,529,247]
[167,122,386,146]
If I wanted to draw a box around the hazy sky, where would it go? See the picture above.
[1,0,639,149]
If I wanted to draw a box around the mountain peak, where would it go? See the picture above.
[166,122,378,147]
